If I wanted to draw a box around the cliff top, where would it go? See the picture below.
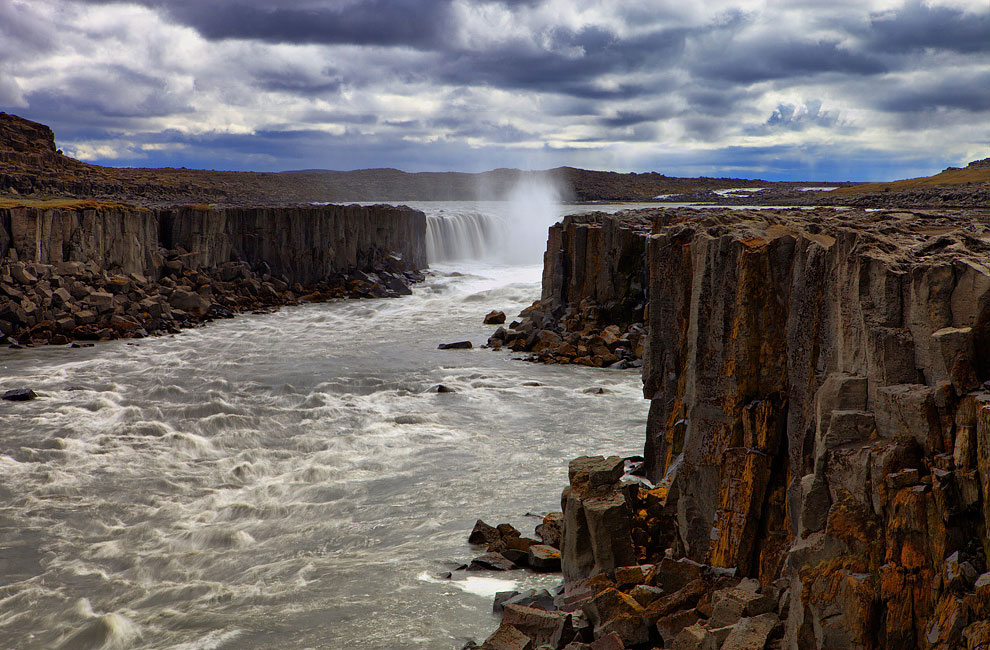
[594,206,990,268]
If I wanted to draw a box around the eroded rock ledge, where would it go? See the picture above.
[0,202,426,345]
[478,207,990,650]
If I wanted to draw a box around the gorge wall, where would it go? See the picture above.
[0,202,426,344]
[483,206,990,650]
[641,207,989,648]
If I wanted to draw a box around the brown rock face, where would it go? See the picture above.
[636,207,990,649]
[508,207,989,650]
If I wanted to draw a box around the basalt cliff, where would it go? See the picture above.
[480,207,990,650]
[0,202,426,346]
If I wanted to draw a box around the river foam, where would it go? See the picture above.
[0,202,656,649]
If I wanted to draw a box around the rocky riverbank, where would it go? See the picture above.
[0,202,427,346]
[473,206,990,649]
[487,211,652,368]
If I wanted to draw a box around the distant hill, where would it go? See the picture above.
[1,112,985,207]
[0,112,842,206]
[825,158,990,208]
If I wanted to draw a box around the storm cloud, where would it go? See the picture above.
[0,0,986,180]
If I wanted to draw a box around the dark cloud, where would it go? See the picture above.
[25,65,192,120]
[868,1,990,54]
[435,26,688,100]
[694,37,887,83]
[874,72,990,113]
[599,111,657,128]
[303,110,379,125]
[76,0,456,48]
[252,67,343,95]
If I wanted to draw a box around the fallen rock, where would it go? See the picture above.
[438,341,473,350]
[721,613,780,650]
[470,552,519,571]
[502,604,572,647]
[469,520,501,545]
[588,634,624,650]
[485,310,507,325]
[536,511,563,548]
[528,544,562,572]
[494,589,556,614]
[480,623,533,650]
[656,608,702,646]
[708,587,774,629]
[2,388,37,401]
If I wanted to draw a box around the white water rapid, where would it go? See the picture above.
[0,200,661,649]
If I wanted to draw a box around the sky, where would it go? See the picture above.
[0,0,987,181]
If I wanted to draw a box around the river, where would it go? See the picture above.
[0,201,666,649]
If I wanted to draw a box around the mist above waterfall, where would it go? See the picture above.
[423,172,563,265]
[500,174,562,265]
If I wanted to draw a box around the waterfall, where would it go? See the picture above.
[425,211,506,262]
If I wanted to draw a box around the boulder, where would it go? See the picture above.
[469,552,519,571]
[485,310,507,325]
[582,588,644,629]
[2,388,37,401]
[86,290,114,313]
[469,520,500,545]
[168,289,210,316]
[528,545,562,572]
[656,608,702,646]
[480,624,533,650]
[536,512,563,548]
[502,604,572,648]
[708,588,774,629]
[494,589,556,614]
[438,341,473,350]
[721,613,780,650]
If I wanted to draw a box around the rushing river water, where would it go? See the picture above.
[0,201,666,649]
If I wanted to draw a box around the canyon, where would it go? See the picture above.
[3,113,990,649]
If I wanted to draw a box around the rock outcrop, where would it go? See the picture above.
[488,212,652,368]
[639,207,990,649]
[0,202,426,345]
[479,206,990,650]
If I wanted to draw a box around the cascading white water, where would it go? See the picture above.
[424,175,563,265]
[425,210,506,262]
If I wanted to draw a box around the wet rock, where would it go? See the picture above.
[485,310,506,325]
[2,388,37,401]
[494,589,556,614]
[469,520,501,545]
[470,552,519,571]
[438,341,473,350]
[434,385,456,393]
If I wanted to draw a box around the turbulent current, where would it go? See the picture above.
[0,201,658,649]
